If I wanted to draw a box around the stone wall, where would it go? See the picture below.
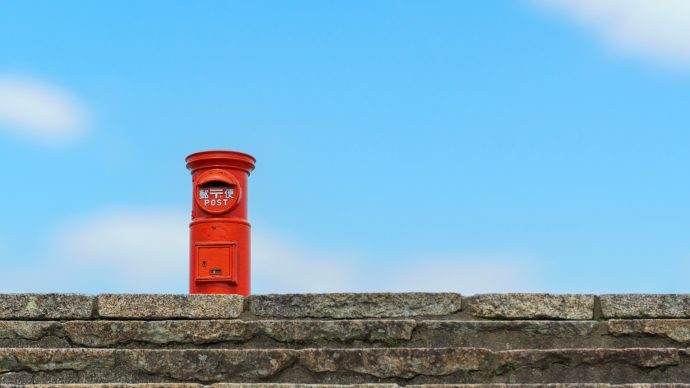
[1,293,690,386]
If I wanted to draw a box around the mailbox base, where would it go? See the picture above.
[189,218,250,295]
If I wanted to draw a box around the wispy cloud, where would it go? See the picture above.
[252,231,361,294]
[533,0,690,68]
[0,74,88,145]
[1,208,537,294]
[52,210,188,293]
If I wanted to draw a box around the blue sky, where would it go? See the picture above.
[1,0,690,294]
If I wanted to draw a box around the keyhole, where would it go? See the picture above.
[202,261,206,268]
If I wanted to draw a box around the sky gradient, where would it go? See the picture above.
[1,0,689,294]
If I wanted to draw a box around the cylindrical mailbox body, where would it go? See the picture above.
[186,150,256,295]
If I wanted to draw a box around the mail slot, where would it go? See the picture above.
[186,150,256,295]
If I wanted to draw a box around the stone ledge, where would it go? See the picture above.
[11,319,690,350]
[406,385,690,388]
[96,294,244,319]
[465,294,594,320]
[7,293,690,321]
[0,294,94,320]
[601,295,690,319]
[0,319,417,348]
[0,385,399,388]
[247,293,463,318]
[608,319,690,344]
[0,319,605,349]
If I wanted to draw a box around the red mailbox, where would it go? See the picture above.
[186,150,256,295]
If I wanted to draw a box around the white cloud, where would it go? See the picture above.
[0,208,537,294]
[254,235,537,294]
[533,0,690,68]
[252,232,360,294]
[0,74,88,144]
[52,209,189,293]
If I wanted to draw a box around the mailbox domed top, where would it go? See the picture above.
[186,150,256,174]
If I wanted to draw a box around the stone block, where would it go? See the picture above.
[0,294,93,320]
[608,319,690,344]
[96,294,243,319]
[248,293,462,318]
[601,295,690,319]
[465,294,594,320]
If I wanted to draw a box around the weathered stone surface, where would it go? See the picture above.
[73,319,414,347]
[619,384,690,387]
[63,320,250,347]
[121,349,296,381]
[493,348,680,371]
[0,319,415,348]
[0,321,69,348]
[299,348,490,378]
[3,385,690,388]
[0,385,202,387]
[298,348,683,380]
[0,294,93,320]
[608,320,690,344]
[256,319,415,344]
[0,321,57,340]
[0,349,295,384]
[8,319,690,350]
[1,385,689,388]
[411,384,672,387]
[407,385,609,388]
[601,295,690,319]
[465,294,594,320]
[420,320,599,337]
[0,385,396,388]
[10,293,690,384]
[0,348,688,384]
[248,293,462,318]
[96,294,243,319]
[214,385,398,388]
[416,320,602,349]
[0,348,115,373]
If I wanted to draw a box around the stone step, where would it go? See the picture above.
[0,347,689,384]
[0,294,463,321]
[2,384,690,388]
[7,293,690,322]
[6,293,690,321]
[0,293,605,321]
[3,319,690,350]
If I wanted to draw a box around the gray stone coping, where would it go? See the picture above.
[465,294,594,320]
[0,294,94,320]
[600,294,690,319]
[4,293,690,320]
[96,294,244,319]
[246,293,463,318]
